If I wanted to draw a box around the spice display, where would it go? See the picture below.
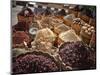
[12,2,96,74]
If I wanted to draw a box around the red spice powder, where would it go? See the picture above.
[13,31,30,45]
[12,22,30,32]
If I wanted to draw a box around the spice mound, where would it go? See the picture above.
[13,51,59,74]
[12,31,30,48]
[59,41,96,70]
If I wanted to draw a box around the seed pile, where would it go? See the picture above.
[59,41,96,70]
[13,52,59,74]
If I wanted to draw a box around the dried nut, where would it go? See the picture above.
[88,32,92,35]
[88,28,91,31]
[82,26,87,30]
[84,23,88,26]
[91,30,95,33]
[87,24,90,28]
[85,30,88,33]
[90,26,94,30]
[40,42,45,44]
